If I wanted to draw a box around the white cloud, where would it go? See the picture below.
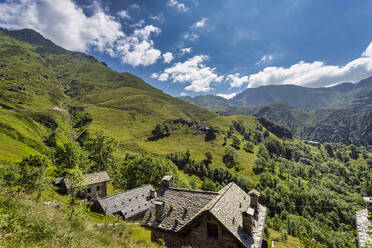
[193,18,208,28]
[152,55,224,92]
[226,73,249,88]
[163,52,174,63]
[180,92,188,97]
[150,14,165,23]
[130,19,145,28]
[117,10,130,19]
[129,4,140,10]
[256,54,274,65]
[183,32,199,41]
[0,0,123,52]
[362,42,372,57]
[151,73,159,79]
[115,25,162,67]
[183,18,208,42]
[168,0,188,12]
[0,0,163,67]
[217,92,238,100]
[158,73,169,81]
[151,72,169,81]
[180,47,192,55]
[247,42,372,88]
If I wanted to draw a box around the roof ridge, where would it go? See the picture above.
[86,171,108,175]
[101,184,152,200]
[167,187,220,195]
[208,182,235,211]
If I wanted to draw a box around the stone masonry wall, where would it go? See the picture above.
[151,212,245,248]
[82,182,107,201]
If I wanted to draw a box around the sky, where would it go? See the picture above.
[0,0,372,99]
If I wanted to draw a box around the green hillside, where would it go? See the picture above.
[217,103,372,146]
[179,95,232,110]
[0,28,217,160]
[0,28,287,177]
[0,28,371,248]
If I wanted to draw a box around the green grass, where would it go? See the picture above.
[0,187,163,248]
[0,133,40,161]
[268,229,300,248]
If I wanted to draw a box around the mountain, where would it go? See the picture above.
[179,95,231,110]
[180,77,372,145]
[0,28,261,173]
[182,78,372,111]
[218,103,372,146]
[0,27,215,159]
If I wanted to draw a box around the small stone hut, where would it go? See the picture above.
[55,171,110,201]
[93,184,156,220]
[142,176,267,248]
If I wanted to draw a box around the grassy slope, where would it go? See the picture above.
[0,28,215,160]
[268,229,300,248]
[0,186,162,248]
[0,28,269,181]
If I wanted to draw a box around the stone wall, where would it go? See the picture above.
[82,182,107,201]
[151,212,245,248]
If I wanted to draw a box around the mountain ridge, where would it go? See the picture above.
[182,77,372,111]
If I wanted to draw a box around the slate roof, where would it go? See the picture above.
[142,183,267,248]
[64,171,110,189]
[97,185,154,219]
[356,209,372,248]
[143,187,219,231]
[53,177,64,185]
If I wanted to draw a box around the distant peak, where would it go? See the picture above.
[1,27,65,53]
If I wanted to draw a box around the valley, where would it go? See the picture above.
[0,28,371,248]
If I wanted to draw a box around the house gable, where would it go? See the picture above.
[143,180,267,248]
[152,211,243,248]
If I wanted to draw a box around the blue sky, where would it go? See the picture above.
[1,0,372,98]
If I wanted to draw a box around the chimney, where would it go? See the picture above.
[242,207,255,235]
[150,189,156,198]
[161,175,174,188]
[154,201,165,222]
[248,189,261,210]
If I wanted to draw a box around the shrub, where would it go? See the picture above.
[243,141,254,153]
[222,147,239,168]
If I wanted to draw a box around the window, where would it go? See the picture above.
[96,186,100,191]
[87,188,91,193]
[207,223,218,239]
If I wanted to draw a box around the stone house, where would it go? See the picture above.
[142,176,267,248]
[356,197,372,247]
[93,184,156,220]
[55,171,110,201]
